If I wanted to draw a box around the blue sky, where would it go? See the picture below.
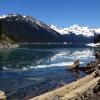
[0,0,100,27]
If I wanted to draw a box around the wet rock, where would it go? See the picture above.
[95,51,100,60]
[67,59,80,70]
[94,70,100,77]
[93,79,100,93]
[80,60,100,75]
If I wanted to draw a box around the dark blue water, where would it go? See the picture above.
[0,46,96,100]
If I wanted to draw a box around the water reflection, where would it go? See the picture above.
[0,48,95,70]
[0,48,58,70]
[66,68,81,80]
[0,47,96,99]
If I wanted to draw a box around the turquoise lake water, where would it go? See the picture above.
[0,45,96,100]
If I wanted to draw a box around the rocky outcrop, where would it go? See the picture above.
[0,91,6,100]
[67,59,80,70]
[0,34,19,48]
[30,52,100,100]
[80,51,100,74]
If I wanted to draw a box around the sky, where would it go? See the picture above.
[0,0,100,28]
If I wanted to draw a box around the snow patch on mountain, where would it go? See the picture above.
[50,24,100,37]
[1,14,100,38]
[0,14,18,19]
[0,15,7,19]
[94,28,100,34]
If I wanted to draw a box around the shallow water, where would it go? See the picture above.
[0,45,96,100]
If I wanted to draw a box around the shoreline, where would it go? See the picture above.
[30,71,100,100]
[0,43,19,48]
[0,48,99,100]
[30,68,100,100]
[29,52,100,100]
[0,42,99,49]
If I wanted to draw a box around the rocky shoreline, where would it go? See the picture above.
[0,51,100,100]
[30,51,100,100]
[0,43,19,48]
[29,69,100,100]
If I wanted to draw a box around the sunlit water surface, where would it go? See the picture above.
[0,46,96,100]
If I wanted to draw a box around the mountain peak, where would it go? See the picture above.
[50,24,100,37]
[0,14,22,19]
[70,24,81,28]
[0,14,62,43]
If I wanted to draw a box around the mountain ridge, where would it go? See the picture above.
[0,14,62,44]
[50,24,100,37]
[0,14,100,47]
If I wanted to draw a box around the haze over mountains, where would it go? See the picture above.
[0,14,100,46]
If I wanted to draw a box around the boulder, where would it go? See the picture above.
[67,59,80,70]
[95,52,100,60]
[0,91,6,100]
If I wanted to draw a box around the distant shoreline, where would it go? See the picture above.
[0,42,99,49]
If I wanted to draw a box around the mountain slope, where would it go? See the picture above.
[0,14,62,43]
[0,14,100,45]
[50,24,100,43]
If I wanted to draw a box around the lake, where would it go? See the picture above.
[0,45,96,100]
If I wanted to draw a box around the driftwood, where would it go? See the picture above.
[93,79,100,93]
[23,80,60,100]
[30,69,100,100]
[30,52,100,100]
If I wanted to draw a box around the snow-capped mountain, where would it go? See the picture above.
[50,24,100,37]
[0,14,62,43]
[0,14,100,44]
[0,14,56,32]
[50,24,100,43]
